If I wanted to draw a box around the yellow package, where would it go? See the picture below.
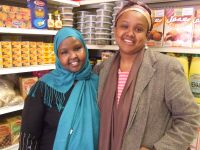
[6,116,21,145]
[0,122,11,149]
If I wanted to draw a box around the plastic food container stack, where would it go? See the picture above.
[75,11,91,33]
[95,3,114,45]
[58,6,74,27]
[83,15,96,44]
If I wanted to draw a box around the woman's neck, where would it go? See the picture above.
[119,53,138,72]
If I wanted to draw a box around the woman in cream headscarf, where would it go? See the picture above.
[95,1,200,150]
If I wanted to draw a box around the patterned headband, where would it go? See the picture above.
[116,5,152,30]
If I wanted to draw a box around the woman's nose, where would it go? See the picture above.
[69,51,78,59]
[126,28,134,37]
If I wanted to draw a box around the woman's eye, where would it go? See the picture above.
[60,51,68,55]
[74,46,82,51]
[120,24,128,29]
[135,27,144,33]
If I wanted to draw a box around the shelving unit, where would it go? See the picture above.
[48,0,79,6]
[0,64,55,75]
[0,103,24,115]
[1,0,200,149]
[79,0,117,5]
[2,144,19,150]
[0,27,57,35]
[87,45,200,54]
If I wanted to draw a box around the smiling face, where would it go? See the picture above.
[115,11,149,56]
[58,37,86,72]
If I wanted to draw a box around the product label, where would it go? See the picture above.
[190,74,200,101]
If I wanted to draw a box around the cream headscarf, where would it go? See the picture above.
[115,4,152,30]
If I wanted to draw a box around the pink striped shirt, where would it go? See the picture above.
[117,69,129,105]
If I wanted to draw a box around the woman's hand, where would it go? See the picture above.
[140,147,150,150]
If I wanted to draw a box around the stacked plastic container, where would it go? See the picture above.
[58,6,74,27]
[75,11,89,32]
[111,1,128,45]
[83,14,96,44]
[95,3,114,45]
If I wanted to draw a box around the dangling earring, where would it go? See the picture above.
[145,43,148,50]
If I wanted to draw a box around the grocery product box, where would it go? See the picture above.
[0,5,31,28]
[1,41,12,68]
[21,41,30,66]
[29,41,37,66]
[163,7,194,47]
[6,116,21,145]
[19,76,38,98]
[36,42,44,65]
[0,42,2,68]
[193,9,200,48]
[27,0,48,29]
[0,122,11,149]
[147,9,165,47]
[11,41,22,67]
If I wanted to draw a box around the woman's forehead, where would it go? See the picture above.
[118,11,149,26]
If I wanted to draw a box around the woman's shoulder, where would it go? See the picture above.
[93,54,116,75]
[147,49,180,67]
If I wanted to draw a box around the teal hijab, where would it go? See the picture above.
[38,27,99,150]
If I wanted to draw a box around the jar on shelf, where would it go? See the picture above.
[47,13,55,30]
[54,14,62,30]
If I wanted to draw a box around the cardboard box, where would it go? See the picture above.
[19,76,38,98]
[163,7,194,47]
[147,9,165,47]
[193,9,200,48]
[0,122,11,149]
[6,116,21,145]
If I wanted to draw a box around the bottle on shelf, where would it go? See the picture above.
[189,54,200,104]
[54,14,62,30]
[47,13,55,30]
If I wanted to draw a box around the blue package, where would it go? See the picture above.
[27,0,48,29]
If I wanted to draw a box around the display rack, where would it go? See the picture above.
[79,0,117,5]
[0,65,55,75]
[87,45,200,54]
[1,0,80,7]
[48,0,80,6]
[2,144,19,150]
[0,103,24,115]
[0,27,57,35]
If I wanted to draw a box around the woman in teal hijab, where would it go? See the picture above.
[19,27,100,150]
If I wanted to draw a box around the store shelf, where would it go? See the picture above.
[48,0,80,7]
[2,144,19,150]
[79,0,117,5]
[0,27,57,36]
[87,44,119,51]
[0,103,24,115]
[1,0,80,7]
[0,64,55,75]
[86,45,200,54]
[151,47,200,54]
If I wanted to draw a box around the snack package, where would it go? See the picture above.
[163,7,194,47]
[0,122,11,149]
[6,116,21,145]
[27,0,48,29]
[0,78,16,107]
[147,9,165,47]
[19,76,38,98]
[193,9,200,48]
